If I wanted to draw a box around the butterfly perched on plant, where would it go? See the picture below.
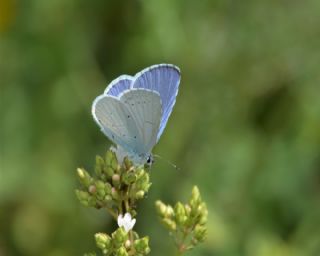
[92,64,181,165]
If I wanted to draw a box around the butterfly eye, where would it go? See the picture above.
[146,155,154,165]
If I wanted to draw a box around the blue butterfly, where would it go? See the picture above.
[92,64,181,164]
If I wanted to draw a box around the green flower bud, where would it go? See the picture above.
[184,204,194,226]
[144,183,152,193]
[122,171,136,185]
[75,190,90,207]
[112,227,128,245]
[136,172,147,185]
[95,180,105,189]
[175,202,187,225]
[135,190,145,199]
[124,239,131,249]
[134,236,150,254]
[95,155,105,177]
[166,205,174,218]
[95,232,111,250]
[194,225,207,242]
[104,195,112,202]
[95,180,106,198]
[197,202,206,214]
[185,204,191,216]
[190,186,202,208]
[105,150,114,166]
[77,199,89,207]
[144,247,151,254]
[136,169,146,178]
[77,168,86,179]
[155,200,167,217]
[124,157,133,170]
[105,166,114,177]
[191,186,200,200]
[116,246,129,256]
[112,174,121,187]
[161,218,176,231]
[111,156,119,172]
[189,199,199,212]
[88,195,97,207]
[135,173,151,193]
[199,215,207,225]
[75,190,89,200]
[198,203,208,225]
[88,185,96,194]
[77,168,92,187]
[104,182,112,195]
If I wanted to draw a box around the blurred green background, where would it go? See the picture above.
[1,0,320,255]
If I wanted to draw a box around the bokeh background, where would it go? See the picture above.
[1,0,320,255]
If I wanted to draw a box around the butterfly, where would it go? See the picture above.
[92,64,181,165]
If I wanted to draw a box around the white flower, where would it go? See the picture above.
[117,213,136,232]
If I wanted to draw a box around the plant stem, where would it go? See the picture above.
[125,198,130,212]
[176,246,185,256]
[175,228,190,255]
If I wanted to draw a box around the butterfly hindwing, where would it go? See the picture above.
[92,95,141,154]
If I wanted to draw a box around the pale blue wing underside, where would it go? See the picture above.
[92,94,141,154]
[92,89,162,157]
[132,64,180,141]
[104,75,133,97]
[120,89,162,154]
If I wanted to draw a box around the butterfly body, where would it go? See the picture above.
[92,64,180,165]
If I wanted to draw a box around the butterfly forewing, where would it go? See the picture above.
[104,75,133,97]
[132,64,180,141]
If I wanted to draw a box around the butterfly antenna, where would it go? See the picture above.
[153,154,180,171]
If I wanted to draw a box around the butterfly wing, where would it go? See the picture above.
[120,88,162,155]
[132,64,180,141]
[92,94,141,154]
[104,75,133,97]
